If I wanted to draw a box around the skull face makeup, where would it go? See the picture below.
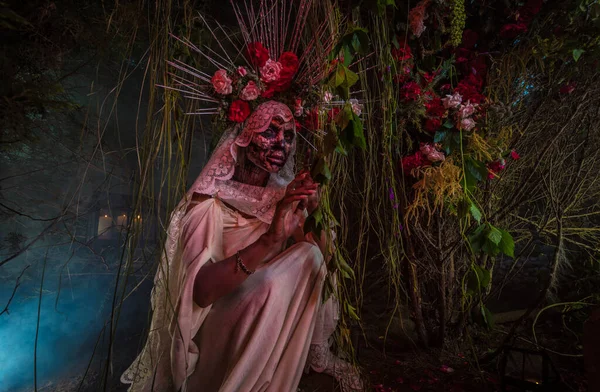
[246,117,296,172]
[235,101,296,174]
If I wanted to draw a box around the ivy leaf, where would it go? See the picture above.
[499,229,515,258]
[312,157,332,185]
[303,207,324,236]
[468,224,486,253]
[487,226,503,245]
[469,203,482,223]
[573,49,585,62]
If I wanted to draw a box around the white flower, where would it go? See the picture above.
[442,92,463,109]
[323,91,334,103]
[349,98,363,116]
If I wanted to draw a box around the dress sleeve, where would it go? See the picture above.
[170,197,224,391]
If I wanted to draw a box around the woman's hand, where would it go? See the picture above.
[267,170,319,245]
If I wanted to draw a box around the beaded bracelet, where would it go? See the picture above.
[235,251,254,275]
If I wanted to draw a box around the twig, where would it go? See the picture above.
[0,264,31,316]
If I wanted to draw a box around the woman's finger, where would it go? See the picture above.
[287,187,318,196]
[283,195,308,205]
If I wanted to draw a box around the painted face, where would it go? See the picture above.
[246,115,296,173]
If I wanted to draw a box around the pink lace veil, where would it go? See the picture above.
[185,100,296,223]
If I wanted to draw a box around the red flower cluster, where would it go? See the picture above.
[401,151,430,175]
[400,81,422,102]
[246,42,269,67]
[455,79,486,104]
[392,42,413,62]
[423,96,445,133]
[261,51,299,98]
[304,109,321,131]
[487,159,506,179]
[228,100,251,123]
[499,0,543,39]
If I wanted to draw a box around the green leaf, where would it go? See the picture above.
[468,224,486,253]
[351,112,366,149]
[434,130,448,143]
[487,226,503,245]
[443,120,454,129]
[481,305,495,329]
[473,264,491,289]
[303,207,324,236]
[312,157,332,185]
[469,203,482,223]
[573,49,585,62]
[499,229,515,258]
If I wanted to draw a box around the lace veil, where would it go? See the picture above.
[186,100,296,223]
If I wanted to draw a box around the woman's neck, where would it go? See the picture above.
[232,160,270,187]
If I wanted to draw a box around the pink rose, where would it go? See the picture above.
[240,81,260,101]
[350,98,363,116]
[237,66,247,77]
[420,143,445,162]
[260,59,282,83]
[460,117,476,131]
[458,102,477,118]
[442,92,462,109]
[323,91,333,103]
[211,69,233,95]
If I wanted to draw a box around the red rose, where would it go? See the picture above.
[424,118,442,133]
[392,42,412,62]
[500,23,528,39]
[400,81,422,102]
[425,97,446,117]
[463,73,484,90]
[228,100,251,123]
[461,29,479,49]
[279,52,299,76]
[423,70,440,85]
[246,42,270,67]
[455,80,486,104]
[401,151,430,175]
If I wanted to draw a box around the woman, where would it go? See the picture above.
[121,101,362,391]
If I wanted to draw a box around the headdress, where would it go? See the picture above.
[158,0,361,222]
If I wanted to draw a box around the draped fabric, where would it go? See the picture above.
[121,196,337,392]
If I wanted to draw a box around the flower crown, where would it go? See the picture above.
[210,42,308,125]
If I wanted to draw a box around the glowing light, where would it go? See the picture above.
[104,215,108,218]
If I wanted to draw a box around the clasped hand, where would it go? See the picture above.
[267,170,319,244]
